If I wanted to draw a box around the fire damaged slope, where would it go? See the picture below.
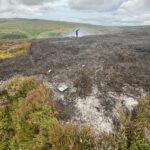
[0,31,150,132]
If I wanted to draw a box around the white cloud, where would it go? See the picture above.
[119,0,150,13]
[0,0,150,25]
[144,20,150,25]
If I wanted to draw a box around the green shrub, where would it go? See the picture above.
[48,124,95,150]
[0,76,56,150]
[9,87,58,150]
[127,96,150,150]
[0,75,150,150]
[136,96,150,128]
[0,75,95,150]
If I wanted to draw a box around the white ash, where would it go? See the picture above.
[74,95,113,133]
[72,86,145,133]
[72,86,114,133]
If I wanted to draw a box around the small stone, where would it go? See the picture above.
[47,69,52,74]
[57,83,68,92]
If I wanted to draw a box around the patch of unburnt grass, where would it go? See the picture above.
[0,40,31,60]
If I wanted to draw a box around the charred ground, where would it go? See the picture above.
[0,31,150,91]
[0,30,150,132]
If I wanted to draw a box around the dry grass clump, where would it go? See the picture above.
[0,40,31,59]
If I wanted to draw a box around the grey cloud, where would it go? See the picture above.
[68,0,122,10]
[15,0,56,6]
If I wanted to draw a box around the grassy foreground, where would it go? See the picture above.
[0,75,150,150]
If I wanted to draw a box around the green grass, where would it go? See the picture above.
[0,19,82,39]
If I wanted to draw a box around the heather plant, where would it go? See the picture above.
[0,75,56,150]
[48,124,95,150]
[128,96,150,150]
[0,75,150,150]
[0,75,95,150]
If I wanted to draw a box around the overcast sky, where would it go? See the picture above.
[0,0,150,25]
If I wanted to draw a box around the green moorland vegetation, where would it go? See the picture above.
[0,75,150,150]
[1,18,149,40]
[0,18,98,39]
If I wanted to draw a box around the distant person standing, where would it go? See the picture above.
[75,29,80,38]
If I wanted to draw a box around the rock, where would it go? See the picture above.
[57,83,68,92]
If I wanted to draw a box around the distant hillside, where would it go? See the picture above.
[0,18,149,39]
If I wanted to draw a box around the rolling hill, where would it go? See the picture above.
[0,18,149,40]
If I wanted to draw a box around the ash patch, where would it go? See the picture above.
[71,85,143,133]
